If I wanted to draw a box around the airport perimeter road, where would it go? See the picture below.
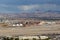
[0,24,60,36]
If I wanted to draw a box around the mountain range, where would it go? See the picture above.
[0,10,60,20]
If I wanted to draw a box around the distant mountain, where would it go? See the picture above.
[0,10,60,20]
[45,10,60,13]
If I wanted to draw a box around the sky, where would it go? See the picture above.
[0,0,60,13]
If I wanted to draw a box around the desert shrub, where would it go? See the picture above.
[6,37,10,40]
[3,37,7,40]
[10,37,14,40]
[24,39,29,40]
[42,38,50,40]
[33,38,36,40]
[15,38,19,40]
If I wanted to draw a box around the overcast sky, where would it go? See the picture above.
[0,0,60,13]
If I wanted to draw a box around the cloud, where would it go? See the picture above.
[18,5,40,11]
[0,4,20,13]
[0,4,60,13]
[18,4,60,12]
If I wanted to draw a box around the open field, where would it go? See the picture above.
[0,24,60,36]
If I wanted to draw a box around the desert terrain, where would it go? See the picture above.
[0,23,60,36]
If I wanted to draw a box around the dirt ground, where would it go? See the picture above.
[0,24,60,36]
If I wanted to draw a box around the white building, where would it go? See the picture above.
[12,23,23,27]
[19,36,49,40]
[40,36,48,39]
[19,36,39,40]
